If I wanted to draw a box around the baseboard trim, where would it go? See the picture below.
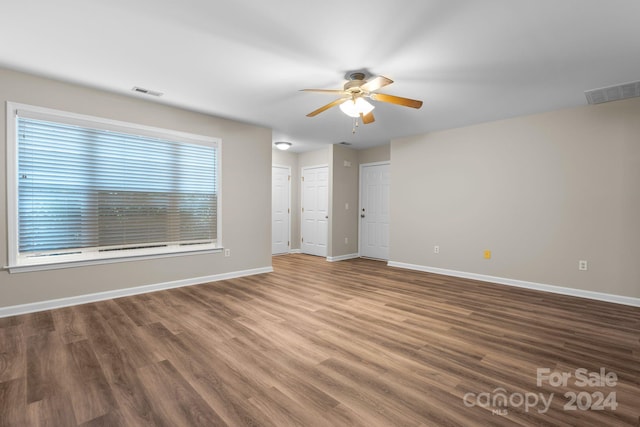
[0,266,274,318]
[387,261,640,308]
[273,249,301,256]
[327,253,359,262]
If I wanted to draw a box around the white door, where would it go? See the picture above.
[360,163,390,260]
[272,166,290,254]
[301,166,329,257]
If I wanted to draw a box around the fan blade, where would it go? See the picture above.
[361,76,393,92]
[361,111,375,124]
[306,98,347,117]
[301,89,345,94]
[370,93,423,109]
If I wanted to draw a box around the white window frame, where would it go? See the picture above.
[6,102,223,273]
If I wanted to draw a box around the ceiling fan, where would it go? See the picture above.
[302,72,423,124]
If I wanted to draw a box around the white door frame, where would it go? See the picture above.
[358,161,390,259]
[272,164,291,255]
[301,164,329,257]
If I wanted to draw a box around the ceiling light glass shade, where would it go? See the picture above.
[339,97,375,118]
[274,141,292,150]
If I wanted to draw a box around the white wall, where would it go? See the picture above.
[0,68,272,310]
[390,97,640,299]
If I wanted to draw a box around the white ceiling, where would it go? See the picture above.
[1,1,639,152]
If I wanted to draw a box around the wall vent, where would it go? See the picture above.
[585,81,640,104]
[132,86,164,97]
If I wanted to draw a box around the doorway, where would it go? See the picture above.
[359,162,390,260]
[301,165,329,257]
[272,165,290,255]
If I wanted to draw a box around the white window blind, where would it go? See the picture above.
[11,106,219,268]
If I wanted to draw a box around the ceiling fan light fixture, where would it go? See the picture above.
[339,97,374,118]
[274,141,292,150]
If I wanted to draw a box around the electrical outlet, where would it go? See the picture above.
[345,202,349,210]
[224,249,231,257]
[344,237,348,244]
[434,245,440,254]
[578,260,588,271]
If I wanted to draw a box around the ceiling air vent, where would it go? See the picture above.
[585,81,640,104]
[339,141,352,146]
[132,86,164,97]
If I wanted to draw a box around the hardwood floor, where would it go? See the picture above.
[1,254,639,426]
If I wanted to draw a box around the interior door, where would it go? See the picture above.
[360,162,390,260]
[272,166,290,255]
[301,166,328,257]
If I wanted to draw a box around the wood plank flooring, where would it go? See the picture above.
[1,254,639,426]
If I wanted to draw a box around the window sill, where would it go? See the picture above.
[5,246,224,273]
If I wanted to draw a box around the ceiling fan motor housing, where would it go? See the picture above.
[344,81,364,93]
[344,73,367,93]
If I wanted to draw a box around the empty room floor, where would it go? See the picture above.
[1,254,639,426]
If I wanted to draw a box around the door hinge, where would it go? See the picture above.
[288,175,291,181]
[302,207,304,212]
[288,241,290,246]
[302,176,304,182]
[301,237,304,243]
[288,208,290,214]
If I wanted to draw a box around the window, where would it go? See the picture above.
[6,103,221,271]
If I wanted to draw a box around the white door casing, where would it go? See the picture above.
[272,166,290,255]
[359,162,390,260]
[301,165,329,257]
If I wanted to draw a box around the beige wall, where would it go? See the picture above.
[298,147,330,168]
[358,144,390,165]
[272,149,300,250]
[330,145,359,257]
[391,97,640,298]
[0,68,272,309]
